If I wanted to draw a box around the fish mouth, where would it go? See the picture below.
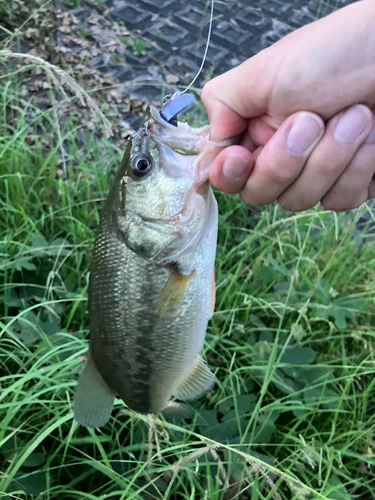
[139,204,195,228]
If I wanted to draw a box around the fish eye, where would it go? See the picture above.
[131,155,153,178]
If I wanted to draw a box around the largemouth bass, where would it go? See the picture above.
[74,98,226,428]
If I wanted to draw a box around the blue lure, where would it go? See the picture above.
[160,92,195,127]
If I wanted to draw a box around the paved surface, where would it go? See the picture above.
[57,0,355,102]
[56,0,374,225]
[102,0,354,101]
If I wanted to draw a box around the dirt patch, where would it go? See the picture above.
[1,0,159,152]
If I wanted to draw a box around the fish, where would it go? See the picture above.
[74,96,228,428]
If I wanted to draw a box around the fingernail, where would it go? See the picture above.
[366,125,375,144]
[222,155,249,181]
[287,113,324,156]
[334,105,372,144]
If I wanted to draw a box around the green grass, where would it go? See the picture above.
[1,23,375,500]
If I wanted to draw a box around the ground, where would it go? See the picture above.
[0,1,374,499]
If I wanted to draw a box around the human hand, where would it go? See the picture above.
[202,0,375,212]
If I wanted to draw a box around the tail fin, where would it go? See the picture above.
[74,357,116,428]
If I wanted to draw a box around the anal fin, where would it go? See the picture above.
[74,357,116,428]
[173,355,216,402]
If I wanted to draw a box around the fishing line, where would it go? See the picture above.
[181,0,215,94]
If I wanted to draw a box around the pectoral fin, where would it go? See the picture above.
[173,355,216,401]
[74,357,116,428]
[156,268,196,317]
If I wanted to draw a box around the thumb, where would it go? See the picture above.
[201,55,271,142]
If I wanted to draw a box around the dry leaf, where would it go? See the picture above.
[166,74,179,84]
[87,14,100,25]
[58,26,71,34]
[28,46,49,59]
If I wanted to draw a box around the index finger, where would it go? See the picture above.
[201,57,271,142]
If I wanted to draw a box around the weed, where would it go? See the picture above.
[0,2,374,499]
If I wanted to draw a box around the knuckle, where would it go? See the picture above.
[278,198,295,212]
[320,199,340,211]
[277,197,293,211]
[315,160,336,176]
[278,197,314,212]
[221,184,242,195]
[240,189,266,207]
[262,158,299,184]
[312,154,346,177]
[350,154,375,175]
[201,81,214,105]
[351,196,367,209]
[322,192,367,212]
